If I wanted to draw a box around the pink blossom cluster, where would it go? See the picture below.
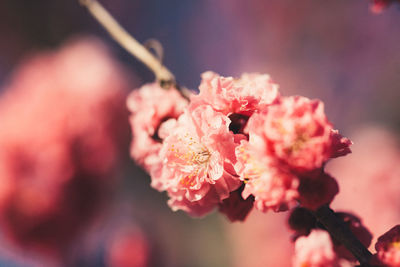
[370,0,400,13]
[128,71,351,219]
[0,38,129,257]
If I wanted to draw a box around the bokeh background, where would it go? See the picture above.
[0,0,399,266]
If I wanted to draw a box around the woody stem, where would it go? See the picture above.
[312,205,373,266]
[79,0,175,84]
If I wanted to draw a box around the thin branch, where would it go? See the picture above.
[312,205,373,266]
[79,0,175,84]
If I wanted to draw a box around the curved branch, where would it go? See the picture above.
[80,0,175,84]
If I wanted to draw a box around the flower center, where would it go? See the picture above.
[192,150,211,165]
[390,241,400,249]
[179,134,211,166]
[171,133,213,187]
[289,132,309,153]
[237,146,264,183]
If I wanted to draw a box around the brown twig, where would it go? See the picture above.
[79,0,175,85]
[312,205,373,266]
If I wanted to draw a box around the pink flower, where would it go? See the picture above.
[235,140,299,212]
[330,130,353,159]
[246,96,351,173]
[234,95,348,212]
[127,83,188,175]
[166,189,222,217]
[375,225,400,267]
[190,71,279,116]
[157,105,242,216]
[0,38,128,257]
[293,230,340,267]
[106,226,150,267]
[370,0,399,13]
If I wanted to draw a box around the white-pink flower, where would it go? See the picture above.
[293,230,340,267]
[190,71,279,116]
[235,140,299,212]
[157,105,243,216]
[233,94,349,212]
[375,225,400,267]
[167,189,222,217]
[246,96,351,173]
[127,83,188,173]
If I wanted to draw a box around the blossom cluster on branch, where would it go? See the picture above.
[289,207,372,266]
[127,71,352,220]
[127,70,400,266]
[0,0,399,265]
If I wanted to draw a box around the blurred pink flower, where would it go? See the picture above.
[0,37,129,258]
[127,83,188,177]
[190,71,279,116]
[158,105,242,216]
[293,230,340,267]
[371,0,400,13]
[106,225,150,267]
[374,225,400,267]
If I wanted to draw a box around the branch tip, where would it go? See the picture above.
[79,0,175,83]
